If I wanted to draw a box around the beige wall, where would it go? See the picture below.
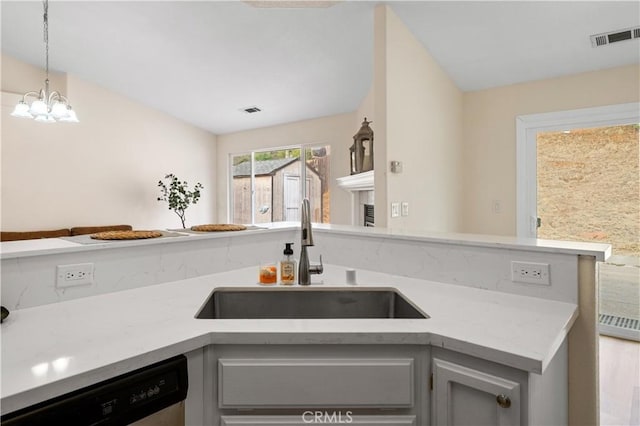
[462,64,640,236]
[1,55,67,95]
[216,112,356,224]
[372,5,388,228]
[377,5,464,231]
[1,55,217,231]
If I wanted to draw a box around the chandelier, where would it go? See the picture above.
[11,0,78,123]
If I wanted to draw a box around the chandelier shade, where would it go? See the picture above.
[11,0,79,123]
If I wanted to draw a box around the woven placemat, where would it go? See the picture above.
[90,230,163,240]
[190,224,247,232]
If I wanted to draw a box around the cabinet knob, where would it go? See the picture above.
[496,394,511,408]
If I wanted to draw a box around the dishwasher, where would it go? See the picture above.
[1,354,188,426]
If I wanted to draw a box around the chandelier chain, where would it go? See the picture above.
[43,0,49,82]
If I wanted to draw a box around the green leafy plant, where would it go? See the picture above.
[157,174,203,228]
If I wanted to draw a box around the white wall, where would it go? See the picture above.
[375,6,464,232]
[462,64,640,236]
[216,112,356,225]
[1,55,217,231]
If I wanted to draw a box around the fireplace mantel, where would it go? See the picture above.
[336,170,374,192]
[336,171,374,226]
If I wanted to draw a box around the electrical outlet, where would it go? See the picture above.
[511,261,550,285]
[56,263,94,288]
[391,202,400,218]
[401,202,409,216]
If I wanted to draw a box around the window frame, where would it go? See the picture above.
[228,143,329,225]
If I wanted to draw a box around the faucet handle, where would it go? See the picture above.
[310,255,324,275]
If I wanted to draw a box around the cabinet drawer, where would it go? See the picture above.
[220,414,417,425]
[218,358,414,408]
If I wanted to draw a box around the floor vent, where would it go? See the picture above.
[591,27,640,47]
[599,314,640,331]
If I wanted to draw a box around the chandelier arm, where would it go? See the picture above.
[20,91,42,102]
[48,91,69,105]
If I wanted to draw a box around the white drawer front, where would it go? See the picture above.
[220,414,417,425]
[218,358,414,408]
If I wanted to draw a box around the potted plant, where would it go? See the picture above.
[157,173,203,228]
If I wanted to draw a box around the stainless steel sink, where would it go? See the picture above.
[195,287,428,319]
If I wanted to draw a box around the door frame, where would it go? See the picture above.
[515,102,640,238]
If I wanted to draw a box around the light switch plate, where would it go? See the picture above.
[401,202,409,216]
[391,202,400,218]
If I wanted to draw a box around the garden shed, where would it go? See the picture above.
[232,158,322,224]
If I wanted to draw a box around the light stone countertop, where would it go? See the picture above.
[0,223,611,261]
[0,264,577,415]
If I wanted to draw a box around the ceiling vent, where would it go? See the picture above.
[241,106,262,114]
[590,27,640,47]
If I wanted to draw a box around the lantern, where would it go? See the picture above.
[350,118,374,175]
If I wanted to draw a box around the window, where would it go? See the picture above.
[230,145,330,225]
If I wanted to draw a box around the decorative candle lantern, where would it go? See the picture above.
[350,118,374,175]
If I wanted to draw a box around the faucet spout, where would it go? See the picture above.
[301,198,314,247]
[298,199,323,285]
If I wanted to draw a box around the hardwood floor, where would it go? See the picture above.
[600,335,640,425]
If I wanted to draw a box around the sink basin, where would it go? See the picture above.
[195,287,428,319]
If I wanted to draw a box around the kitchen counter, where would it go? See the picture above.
[0,222,611,261]
[0,264,577,415]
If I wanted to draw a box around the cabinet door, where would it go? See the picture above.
[220,414,417,425]
[432,358,521,426]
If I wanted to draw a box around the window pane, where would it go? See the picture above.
[263,149,301,223]
[305,145,330,223]
[231,154,252,224]
[230,145,330,225]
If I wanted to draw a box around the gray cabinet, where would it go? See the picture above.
[205,344,430,426]
[431,357,521,426]
[430,342,568,426]
[199,341,567,426]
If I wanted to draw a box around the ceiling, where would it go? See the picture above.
[2,1,638,134]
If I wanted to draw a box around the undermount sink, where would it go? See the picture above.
[195,287,429,319]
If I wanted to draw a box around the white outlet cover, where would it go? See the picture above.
[401,202,409,216]
[511,261,550,285]
[57,263,94,288]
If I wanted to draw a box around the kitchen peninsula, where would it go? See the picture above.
[1,224,610,425]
